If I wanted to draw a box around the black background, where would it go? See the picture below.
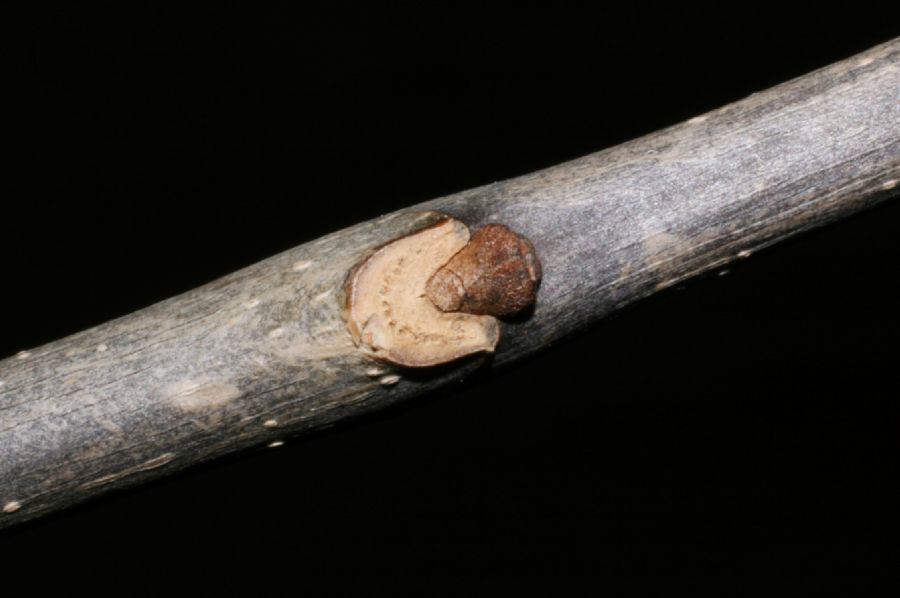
[1,4,898,594]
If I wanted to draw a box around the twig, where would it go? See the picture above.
[1,38,898,529]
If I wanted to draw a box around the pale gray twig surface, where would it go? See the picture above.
[1,38,898,529]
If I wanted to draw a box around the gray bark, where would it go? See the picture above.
[1,38,898,529]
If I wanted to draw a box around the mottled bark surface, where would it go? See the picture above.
[1,38,898,528]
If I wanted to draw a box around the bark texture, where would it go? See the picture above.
[1,39,898,528]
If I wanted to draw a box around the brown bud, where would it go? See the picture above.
[426,224,542,317]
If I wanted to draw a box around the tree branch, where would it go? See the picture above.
[1,38,898,529]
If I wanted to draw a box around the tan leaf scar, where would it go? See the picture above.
[344,217,542,368]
